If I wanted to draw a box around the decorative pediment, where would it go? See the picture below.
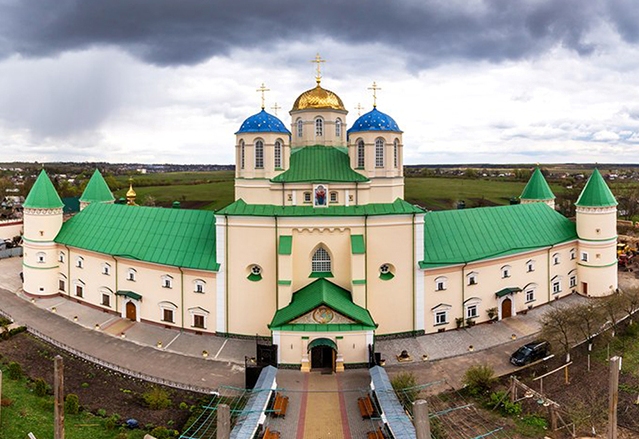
[290,305,355,325]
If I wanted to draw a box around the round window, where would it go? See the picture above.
[251,265,262,276]
[380,264,391,274]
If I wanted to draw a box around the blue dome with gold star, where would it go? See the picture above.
[236,110,290,134]
[347,108,402,134]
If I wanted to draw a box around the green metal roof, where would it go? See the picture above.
[278,235,292,255]
[351,235,365,254]
[575,169,617,207]
[271,323,372,332]
[55,203,219,271]
[420,203,577,269]
[307,338,337,351]
[116,290,142,301]
[270,145,369,183]
[495,287,521,297]
[520,168,555,200]
[269,278,377,329]
[80,169,115,203]
[23,169,64,209]
[217,198,424,217]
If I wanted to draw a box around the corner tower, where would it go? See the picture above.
[79,169,115,210]
[22,169,64,297]
[520,168,555,209]
[575,169,618,297]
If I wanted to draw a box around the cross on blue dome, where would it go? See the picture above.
[347,108,402,134]
[236,109,290,134]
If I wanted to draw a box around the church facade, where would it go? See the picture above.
[22,72,618,371]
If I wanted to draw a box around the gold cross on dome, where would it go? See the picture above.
[368,81,381,108]
[311,53,326,84]
[256,83,270,110]
[355,103,364,116]
[271,102,282,116]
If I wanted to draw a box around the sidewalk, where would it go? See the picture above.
[0,256,587,391]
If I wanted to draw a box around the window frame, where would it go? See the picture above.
[240,140,245,169]
[393,139,399,168]
[303,192,312,203]
[552,253,560,265]
[435,276,448,291]
[501,265,511,279]
[580,251,589,262]
[525,289,535,303]
[274,139,282,169]
[296,119,303,137]
[315,118,323,137]
[526,259,535,272]
[467,272,478,286]
[435,310,448,325]
[161,275,173,289]
[335,118,342,137]
[254,139,264,169]
[76,256,84,269]
[127,268,137,282]
[311,247,331,273]
[36,252,46,264]
[58,251,65,263]
[102,262,111,276]
[357,139,365,168]
[194,279,205,293]
[375,138,384,168]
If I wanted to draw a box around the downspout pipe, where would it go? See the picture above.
[179,267,185,331]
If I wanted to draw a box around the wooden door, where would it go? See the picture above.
[582,282,588,296]
[501,298,512,319]
[126,302,137,321]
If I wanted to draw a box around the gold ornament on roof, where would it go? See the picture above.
[368,81,381,108]
[290,53,346,112]
[256,83,270,110]
[126,178,137,205]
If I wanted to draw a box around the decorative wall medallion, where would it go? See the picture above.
[313,306,334,323]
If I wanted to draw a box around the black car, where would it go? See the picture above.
[510,340,550,366]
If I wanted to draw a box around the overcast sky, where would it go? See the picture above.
[2,0,639,165]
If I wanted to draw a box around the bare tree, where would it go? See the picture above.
[572,301,605,345]
[619,288,639,324]
[600,293,625,337]
[541,307,579,362]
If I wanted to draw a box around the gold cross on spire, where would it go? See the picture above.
[368,81,381,108]
[355,103,364,116]
[256,83,270,110]
[311,53,325,85]
[271,102,281,116]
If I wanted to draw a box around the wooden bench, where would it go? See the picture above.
[358,395,375,419]
[367,427,385,439]
[262,426,281,439]
[272,392,289,418]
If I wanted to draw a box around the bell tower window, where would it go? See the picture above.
[255,140,264,169]
[315,118,323,137]
[274,140,282,169]
[357,139,365,168]
[296,119,303,137]
[240,140,245,169]
[335,118,342,137]
[393,139,399,168]
[375,138,385,168]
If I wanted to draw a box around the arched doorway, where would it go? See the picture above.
[126,302,137,321]
[501,298,512,319]
[308,338,337,372]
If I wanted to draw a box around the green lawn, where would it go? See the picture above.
[0,366,146,439]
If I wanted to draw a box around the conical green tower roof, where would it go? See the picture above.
[23,169,64,209]
[575,169,617,207]
[520,168,555,200]
[80,169,115,203]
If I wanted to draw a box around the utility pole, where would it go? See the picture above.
[217,403,230,439]
[608,356,621,439]
[413,399,431,439]
[54,355,64,439]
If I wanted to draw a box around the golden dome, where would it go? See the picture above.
[291,84,346,112]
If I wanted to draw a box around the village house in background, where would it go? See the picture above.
[21,65,618,371]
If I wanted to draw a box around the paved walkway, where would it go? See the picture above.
[0,256,588,393]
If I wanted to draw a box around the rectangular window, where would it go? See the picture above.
[163,279,172,288]
[255,142,264,169]
[502,269,510,278]
[570,250,576,260]
[76,258,83,268]
[436,281,445,291]
[375,140,384,168]
[274,143,282,169]
[581,252,588,262]
[553,255,560,265]
[103,265,110,275]
[357,142,365,168]
[527,262,534,272]
[75,285,83,298]
[394,142,398,168]
[101,294,110,307]
[570,276,577,288]
[193,315,205,329]
[59,279,66,292]
[195,283,204,293]
[59,253,65,263]
[303,192,311,203]
[163,309,174,323]
[468,275,477,285]
[526,289,535,302]
[466,305,478,319]
[330,192,338,203]
[435,311,447,325]
[552,281,561,294]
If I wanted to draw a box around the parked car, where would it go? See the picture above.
[510,340,550,366]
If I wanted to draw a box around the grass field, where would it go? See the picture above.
[114,171,570,212]
[0,365,147,439]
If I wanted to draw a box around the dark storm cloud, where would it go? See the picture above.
[0,0,630,67]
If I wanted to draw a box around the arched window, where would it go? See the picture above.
[239,140,245,169]
[375,138,384,168]
[255,140,264,169]
[312,247,331,273]
[335,118,342,137]
[296,119,303,137]
[315,118,323,137]
[274,140,282,169]
[393,139,399,168]
[357,139,365,168]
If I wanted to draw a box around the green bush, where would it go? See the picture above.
[97,408,107,417]
[143,387,172,410]
[104,417,117,430]
[150,426,171,439]
[462,364,495,396]
[33,377,48,397]
[179,401,189,410]
[390,372,419,410]
[516,414,548,437]
[7,362,23,380]
[488,391,523,416]
[65,393,80,414]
